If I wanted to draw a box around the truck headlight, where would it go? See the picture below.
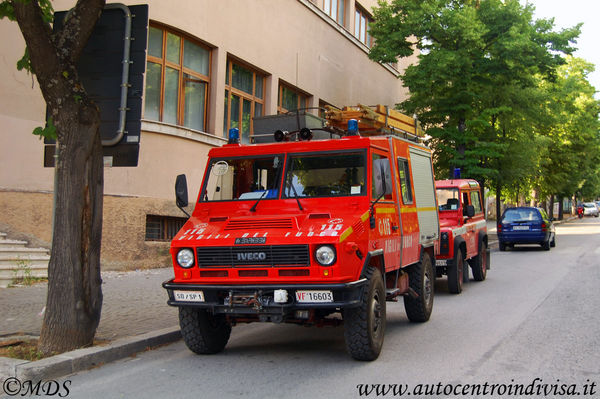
[315,245,336,266]
[176,248,195,268]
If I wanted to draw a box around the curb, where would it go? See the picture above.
[0,326,181,381]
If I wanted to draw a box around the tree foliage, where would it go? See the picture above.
[369,0,599,210]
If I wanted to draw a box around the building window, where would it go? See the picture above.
[324,0,345,26]
[145,215,187,241]
[145,25,211,132]
[224,59,266,144]
[354,5,372,47]
[318,99,337,119]
[278,83,309,114]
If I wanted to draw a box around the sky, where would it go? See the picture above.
[524,0,600,99]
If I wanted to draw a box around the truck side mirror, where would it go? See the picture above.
[175,174,189,212]
[373,158,393,197]
[463,204,475,218]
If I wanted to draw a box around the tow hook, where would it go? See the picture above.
[245,293,263,311]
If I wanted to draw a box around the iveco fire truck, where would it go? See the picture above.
[163,105,440,360]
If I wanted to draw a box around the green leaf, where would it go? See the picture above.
[32,117,57,140]
[0,1,16,21]
[16,47,31,72]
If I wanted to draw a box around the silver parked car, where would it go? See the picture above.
[583,202,599,217]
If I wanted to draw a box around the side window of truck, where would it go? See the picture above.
[470,191,482,213]
[462,191,470,207]
[397,158,413,204]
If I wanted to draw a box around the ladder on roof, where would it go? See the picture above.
[325,104,425,141]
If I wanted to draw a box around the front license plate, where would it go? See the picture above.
[436,259,447,266]
[513,226,530,230]
[174,290,205,302]
[295,290,333,303]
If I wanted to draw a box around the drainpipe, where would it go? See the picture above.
[102,3,132,146]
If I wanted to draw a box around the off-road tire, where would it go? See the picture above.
[469,242,487,281]
[343,266,386,361]
[179,307,231,354]
[447,249,464,294]
[403,252,434,323]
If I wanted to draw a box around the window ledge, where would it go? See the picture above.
[142,120,227,147]
[297,0,400,77]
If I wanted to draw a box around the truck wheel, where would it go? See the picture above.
[403,252,434,322]
[470,242,487,281]
[179,307,231,354]
[447,249,463,294]
[343,266,386,361]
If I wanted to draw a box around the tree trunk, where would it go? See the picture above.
[549,194,555,219]
[11,0,107,356]
[558,196,563,220]
[495,181,502,222]
[39,103,104,354]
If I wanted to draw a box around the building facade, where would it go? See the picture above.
[0,0,415,269]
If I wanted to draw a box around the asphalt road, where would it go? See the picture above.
[59,218,600,399]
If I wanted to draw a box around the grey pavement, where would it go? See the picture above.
[0,268,178,341]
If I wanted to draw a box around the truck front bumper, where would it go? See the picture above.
[162,278,367,317]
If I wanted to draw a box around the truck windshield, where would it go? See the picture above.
[437,188,460,211]
[284,151,365,198]
[201,155,283,201]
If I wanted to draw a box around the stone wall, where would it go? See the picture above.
[0,190,187,270]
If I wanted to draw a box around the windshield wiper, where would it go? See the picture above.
[250,190,268,212]
[288,181,304,211]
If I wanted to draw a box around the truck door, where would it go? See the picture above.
[408,147,439,247]
[371,151,401,272]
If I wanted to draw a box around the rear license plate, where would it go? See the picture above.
[295,290,333,303]
[174,290,205,302]
[513,226,530,230]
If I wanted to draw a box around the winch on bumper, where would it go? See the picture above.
[162,279,367,320]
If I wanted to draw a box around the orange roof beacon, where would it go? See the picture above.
[163,105,440,360]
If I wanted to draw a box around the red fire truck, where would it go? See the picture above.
[163,106,440,360]
[435,179,490,294]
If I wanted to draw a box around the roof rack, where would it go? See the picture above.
[324,104,425,142]
[250,105,425,144]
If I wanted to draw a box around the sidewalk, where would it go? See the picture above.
[0,268,178,341]
[0,268,180,381]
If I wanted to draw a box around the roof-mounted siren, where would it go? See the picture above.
[299,127,313,141]
[228,128,240,144]
[347,119,359,136]
[274,130,288,142]
[273,127,314,142]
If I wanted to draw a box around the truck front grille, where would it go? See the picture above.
[196,245,310,268]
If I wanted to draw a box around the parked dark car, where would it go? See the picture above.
[497,207,556,251]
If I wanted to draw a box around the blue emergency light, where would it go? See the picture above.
[228,128,240,144]
[348,119,359,136]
